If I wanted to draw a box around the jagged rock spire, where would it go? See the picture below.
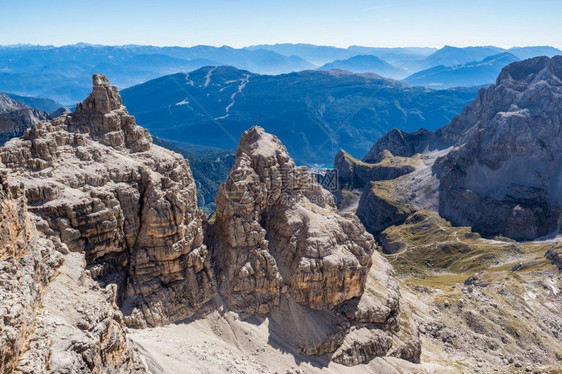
[66,74,152,152]
[76,74,123,114]
[212,126,376,314]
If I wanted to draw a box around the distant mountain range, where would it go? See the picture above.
[412,46,506,70]
[404,52,521,88]
[318,55,404,78]
[246,43,561,75]
[1,43,559,104]
[245,43,436,66]
[0,44,314,103]
[120,66,480,164]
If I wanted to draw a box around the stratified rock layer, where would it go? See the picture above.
[0,75,216,328]
[2,75,419,370]
[212,127,374,314]
[0,172,61,373]
[335,149,417,190]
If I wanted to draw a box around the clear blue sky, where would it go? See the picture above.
[1,0,561,48]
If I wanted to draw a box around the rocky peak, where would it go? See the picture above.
[349,56,562,240]
[65,74,152,152]
[0,93,28,114]
[210,126,419,364]
[77,74,123,114]
[1,77,420,370]
[362,128,435,164]
[0,74,216,328]
[496,55,562,85]
[435,56,562,239]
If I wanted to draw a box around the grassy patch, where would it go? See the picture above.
[383,211,554,280]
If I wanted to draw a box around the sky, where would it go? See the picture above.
[1,0,561,48]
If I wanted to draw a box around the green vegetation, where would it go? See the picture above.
[384,210,562,371]
[369,180,413,216]
[382,210,554,284]
[374,151,422,170]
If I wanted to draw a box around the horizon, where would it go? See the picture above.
[2,42,561,50]
[0,42,562,55]
[2,0,561,49]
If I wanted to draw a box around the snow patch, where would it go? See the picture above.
[175,98,190,106]
[203,67,217,88]
[214,75,250,120]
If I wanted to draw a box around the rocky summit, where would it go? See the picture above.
[0,75,423,373]
[342,56,562,241]
[210,126,420,365]
[0,74,217,330]
[436,56,562,240]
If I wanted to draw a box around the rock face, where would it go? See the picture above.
[335,149,417,190]
[362,128,435,164]
[14,252,146,374]
[2,75,419,371]
[0,74,216,328]
[0,172,61,373]
[212,127,374,315]
[211,126,420,364]
[546,245,562,270]
[334,148,423,236]
[0,172,141,374]
[435,56,562,240]
[348,56,562,241]
[356,179,416,237]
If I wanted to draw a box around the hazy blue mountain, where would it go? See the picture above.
[0,72,90,106]
[405,52,520,88]
[0,44,315,103]
[246,44,436,68]
[346,46,436,68]
[245,43,354,65]
[5,93,63,112]
[318,55,402,78]
[0,44,313,74]
[2,43,558,104]
[121,66,479,164]
[415,46,506,70]
[507,46,562,59]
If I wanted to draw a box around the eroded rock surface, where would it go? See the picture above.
[436,56,562,240]
[0,173,61,373]
[1,76,420,371]
[211,126,420,365]
[346,56,562,241]
[212,127,375,314]
[0,74,216,328]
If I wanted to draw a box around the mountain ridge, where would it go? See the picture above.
[340,55,562,241]
[120,65,480,164]
[404,52,521,88]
